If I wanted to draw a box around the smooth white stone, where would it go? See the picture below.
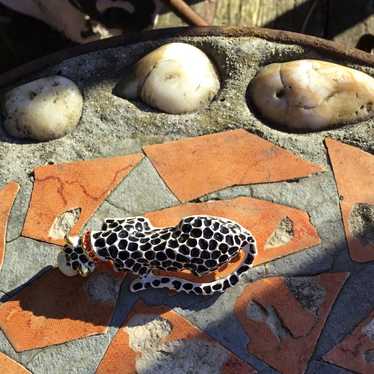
[115,42,220,114]
[2,76,83,141]
[249,59,374,131]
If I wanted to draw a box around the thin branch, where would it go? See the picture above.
[161,0,210,26]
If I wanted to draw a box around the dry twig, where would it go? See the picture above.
[161,0,210,26]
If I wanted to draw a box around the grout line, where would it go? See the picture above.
[6,235,20,244]
[141,153,182,204]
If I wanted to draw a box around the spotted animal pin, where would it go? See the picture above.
[57,215,257,295]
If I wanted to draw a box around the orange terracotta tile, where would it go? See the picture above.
[143,129,322,202]
[0,182,19,272]
[325,138,374,262]
[0,264,126,352]
[144,197,320,282]
[0,352,30,374]
[235,273,348,374]
[22,154,143,245]
[324,310,374,373]
[96,300,256,374]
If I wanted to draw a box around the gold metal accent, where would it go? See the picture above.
[64,234,73,246]
[78,267,88,277]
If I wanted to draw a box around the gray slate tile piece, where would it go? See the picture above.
[107,157,179,216]
[0,237,57,294]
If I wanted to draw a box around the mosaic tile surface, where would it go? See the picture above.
[326,138,374,262]
[22,154,143,246]
[97,300,256,374]
[0,30,372,374]
[235,273,348,374]
[0,265,126,351]
[0,352,30,374]
[324,309,374,374]
[144,129,323,202]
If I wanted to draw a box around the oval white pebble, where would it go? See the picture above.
[115,42,220,114]
[248,59,374,131]
[1,75,83,141]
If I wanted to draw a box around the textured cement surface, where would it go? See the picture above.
[0,35,373,373]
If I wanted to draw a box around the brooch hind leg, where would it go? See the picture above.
[130,272,159,292]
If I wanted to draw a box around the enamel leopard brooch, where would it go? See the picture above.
[57,215,257,295]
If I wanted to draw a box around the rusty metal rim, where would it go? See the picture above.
[1,26,373,90]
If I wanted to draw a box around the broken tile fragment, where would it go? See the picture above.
[0,352,30,374]
[22,154,143,245]
[324,310,374,374]
[235,273,348,374]
[0,182,19,272]
[0,265,125,351]
[96,300,256,374]
[144,197,320,282]
[326,138,374,262]
[143,129,323,202]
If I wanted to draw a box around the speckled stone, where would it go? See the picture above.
[1,76,83,141]
[249,60,374,132]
